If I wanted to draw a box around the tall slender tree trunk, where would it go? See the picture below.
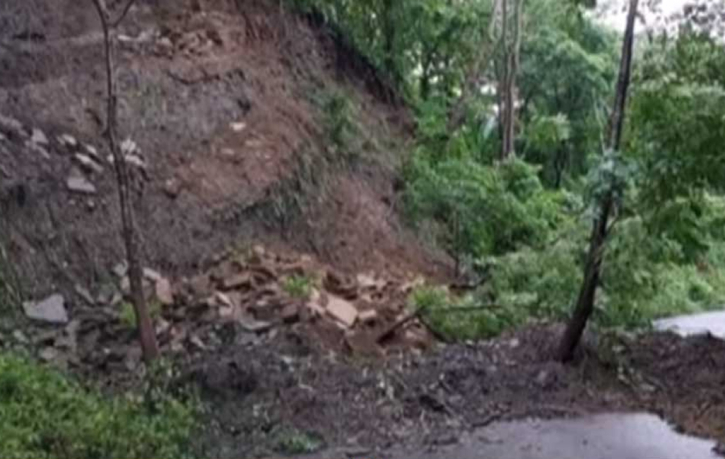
[90,0,160,363]
[447,0,501,132]
[381,0,398,84]
[557,0,639,362]
[500,0,523,160]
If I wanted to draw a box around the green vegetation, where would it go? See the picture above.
[0,354,195,458]
[273,428,323,455]
[281,274,314,299]
[287,0,725,341]
[120,298,162,329]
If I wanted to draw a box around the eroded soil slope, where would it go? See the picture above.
[0,0,448,304]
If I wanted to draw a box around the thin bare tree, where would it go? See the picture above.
[557,0,639,362]
[89,0,160,362]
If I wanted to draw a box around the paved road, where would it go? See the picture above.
[655,310,725,338]
[385,413,719,459]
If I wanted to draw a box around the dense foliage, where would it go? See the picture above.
[288,0,725,339]
[0,355,195,458]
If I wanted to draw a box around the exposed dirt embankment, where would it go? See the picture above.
[0,0,449,305]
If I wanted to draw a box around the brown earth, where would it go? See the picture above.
[0,0,449,309]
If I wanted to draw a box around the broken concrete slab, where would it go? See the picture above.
[66,175,97,194]
[326,295,358,328]
[23,294,69,324]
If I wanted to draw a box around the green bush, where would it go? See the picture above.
[0,354,195,459]
[404,156,563,262]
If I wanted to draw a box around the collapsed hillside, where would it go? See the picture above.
[0,0,449,306]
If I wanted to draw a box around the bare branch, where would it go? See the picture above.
[110,0,140,28]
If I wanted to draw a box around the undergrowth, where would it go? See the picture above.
[0,354,195,459]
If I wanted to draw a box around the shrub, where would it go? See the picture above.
[0,354,195,459]
[281,275,314,299]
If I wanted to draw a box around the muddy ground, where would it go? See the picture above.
[188,322,725,458]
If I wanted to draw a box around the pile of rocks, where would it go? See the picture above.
[10,245,433,377]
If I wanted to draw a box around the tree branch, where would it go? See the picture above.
[110,0,139,28]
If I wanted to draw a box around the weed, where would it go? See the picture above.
[274,428,323,455]
[282,274,314,299]
[320,89,357,159]
[120,298,162,329]
[0,353,195,458]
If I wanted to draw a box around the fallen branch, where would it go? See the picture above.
[375,309,421,344]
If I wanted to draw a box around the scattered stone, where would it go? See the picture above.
[230,121,247,132]
[238,313,273,333]
[125,154,146,169]
[120,137,139,155]
[74,284,95,305]
[39,347,61,363]
[74,153,103,174]
[214,291,235,308]
[281,304,300,324]
[189,335,207,351]
[143,267,163,282]
[30,128,49,146]
[28,142,51,159]
[59,133,78,148]
[112,262,128,278]
[359,309,379,325]
[223,273,253,290]
[23,294,68,324]
[66,175,97,195]
[12,330,29,344]
[326,295,358,328]
[155,278,174,306]
[163,178,181,198]
[84,144,101,161]
[0,113,25,138]
[508,338,521,349]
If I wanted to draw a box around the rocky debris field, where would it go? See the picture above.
[4,241,435,384]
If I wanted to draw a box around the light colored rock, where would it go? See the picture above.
[120,137,138,155]
[326,295,358,328]
[230,121,247,132]
[223,273,252,290]
[143,267,163,282]
[238,312,272,333]
[125,154,146,169]
[359,309,378,324]
[66,176,97,194]
[59,133,78,148]
[31,128,49,146]
[84,144,101,160]
[12,330,29,344]
[74,153,103,174]
[113,262,128,278]
[0,113,25,137]
[155,278,174,306]
[23,294,68,324]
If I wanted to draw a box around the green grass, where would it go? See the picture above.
[119,299,162,329]
[0,354,195,459]
[281,275,314,299]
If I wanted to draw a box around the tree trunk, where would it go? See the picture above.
[557,0,639,362]
[447,0,501,132]
[381,0,398,84]
[90,0,160,363]
[500,0,523,160]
